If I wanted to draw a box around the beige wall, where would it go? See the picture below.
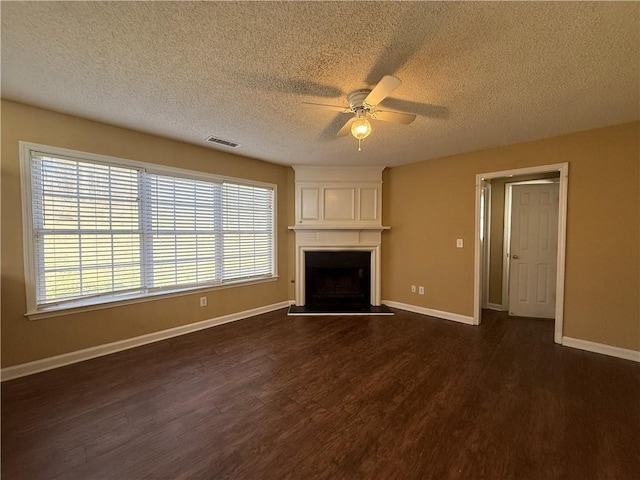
[382,122,640,352]
[1,100,292,367]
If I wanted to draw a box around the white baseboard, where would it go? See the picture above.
[1,301,292,382]
[486,303,504,311]
[562,336,640,363]
[383,300,475,325]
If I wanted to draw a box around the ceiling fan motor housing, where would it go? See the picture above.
[347,90,372,112]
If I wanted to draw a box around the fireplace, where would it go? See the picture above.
[305,251,371,307]
[288,165,391,314]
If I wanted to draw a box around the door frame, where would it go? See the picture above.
[480,179,491,309]
[473,163,569,344]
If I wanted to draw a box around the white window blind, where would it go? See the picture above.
[31,154,143,307]
[144,173,220,290]
[221,182,274,281]
[25,147,276,312]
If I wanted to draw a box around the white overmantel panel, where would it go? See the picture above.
[293,165,386,228]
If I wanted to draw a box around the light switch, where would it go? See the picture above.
[456,238,464,248]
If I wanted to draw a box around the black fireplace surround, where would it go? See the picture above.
[304,251,371,307]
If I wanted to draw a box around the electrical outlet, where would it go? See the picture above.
[418,286,425,295]
[456,238,464,248]
[199,296,207,307]
[411,285,416,293]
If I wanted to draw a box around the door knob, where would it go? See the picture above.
[512,255,519,259]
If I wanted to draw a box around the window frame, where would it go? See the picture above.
[20,141,278,320]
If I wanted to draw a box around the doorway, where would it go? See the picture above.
[473,163,569,344]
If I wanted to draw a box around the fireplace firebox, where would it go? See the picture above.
[305,251,371,307]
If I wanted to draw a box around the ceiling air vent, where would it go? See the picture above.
[204,135,240,148]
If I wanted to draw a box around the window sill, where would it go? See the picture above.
[25,276,280,321]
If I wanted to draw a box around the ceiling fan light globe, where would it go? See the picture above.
[351,118,372,140]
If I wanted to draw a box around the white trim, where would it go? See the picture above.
[474,163,569,342]
[383,300,475,325]
[1,301,292,381]
[486,303,504,311]
[20,143,38,312]
[501,184,513,311]
[476,163,568,180]
[289,225,390,231]
[555,165,569,343]
[481,180,491,309]
[474,181,481,325]
[562,337,640,363]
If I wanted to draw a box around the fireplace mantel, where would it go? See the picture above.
[288,225,389,231]
[290,166,389,307]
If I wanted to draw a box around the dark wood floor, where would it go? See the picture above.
[2,308,639,479]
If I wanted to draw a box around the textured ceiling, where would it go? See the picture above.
[2,1,638,167]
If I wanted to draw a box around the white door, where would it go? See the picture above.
[508,183,559,318]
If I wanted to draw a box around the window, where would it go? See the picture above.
[21,143,276,316]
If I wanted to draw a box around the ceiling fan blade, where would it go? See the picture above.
[336,117,355,137]
[302,102,350,113]
[364,75,402,107]
[370,110,416,125]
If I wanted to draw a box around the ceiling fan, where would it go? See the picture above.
[302,75,416,151]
